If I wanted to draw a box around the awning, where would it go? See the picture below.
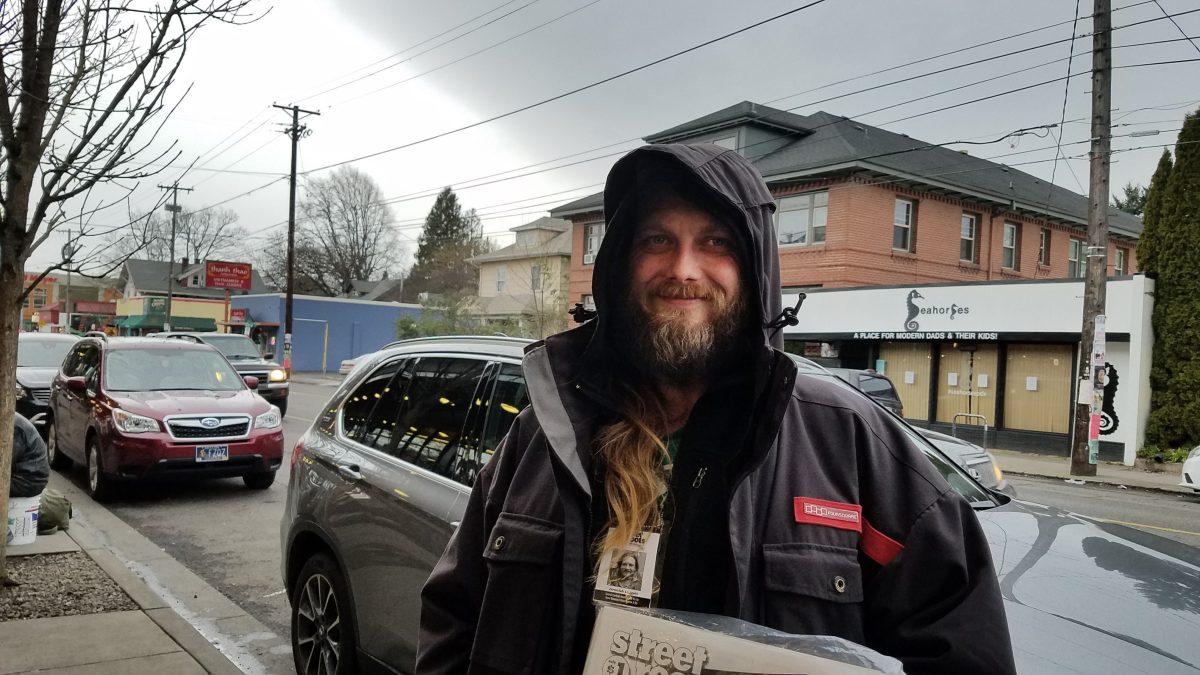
[115,314,216,331]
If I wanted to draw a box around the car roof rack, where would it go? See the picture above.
[82,331,108,341]
[164,334,205,344]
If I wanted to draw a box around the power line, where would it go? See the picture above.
[328,0,605,110]
[303,0,830,173]
[1153,0,1200,56]
[1048,0,1086,197]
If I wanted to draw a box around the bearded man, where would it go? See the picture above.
[417,144,1015,674]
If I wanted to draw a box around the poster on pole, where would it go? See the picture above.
[1088,314,1107,464]
[204,260,252,291]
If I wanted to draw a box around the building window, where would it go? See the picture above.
[1039,228,1051,266]
[959,213,978,263]
[775,191,828,246]
[1068,238,1085,278]
[1114,248,1127,275]
[893,198,915,252]
[711,134,738,151]
[495,265,507,293]
[1002,222,1020,270]
[583,222,604,264]
[31,288,47,308]
[530,264,542,291]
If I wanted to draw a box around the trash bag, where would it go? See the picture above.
[37,489,72,534]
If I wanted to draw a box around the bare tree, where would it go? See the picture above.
[0,0,259,578]
[257,166,403,296]
[104,206,247,263]
[523,255,569,340]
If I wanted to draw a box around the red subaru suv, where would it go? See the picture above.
[48,335,284,500]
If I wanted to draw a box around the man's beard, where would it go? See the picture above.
[626,279,749,385]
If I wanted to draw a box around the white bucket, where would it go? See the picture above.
[5,494,40,546]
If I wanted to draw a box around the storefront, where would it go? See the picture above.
[783,276,1154,465]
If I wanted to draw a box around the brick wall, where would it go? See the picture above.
[565,177,1139,304]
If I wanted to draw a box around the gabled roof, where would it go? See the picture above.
[644,101,813,143]
[120,258,269,297]
[549,103,1143,238]
[470,228,572,264]
[511,216,569,233]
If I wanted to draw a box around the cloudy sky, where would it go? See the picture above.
[31,0,1200,271]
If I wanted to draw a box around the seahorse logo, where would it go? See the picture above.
[1100,362,1119,435]
[904,290,924,331]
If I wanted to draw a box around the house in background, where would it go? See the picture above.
[20,272,121,332]
[340,278,405,302]
[114,257,270,333]
[468,217,572,338]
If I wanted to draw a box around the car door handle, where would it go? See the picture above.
[337,464,363,481]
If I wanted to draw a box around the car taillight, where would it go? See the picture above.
[290,438,306,468]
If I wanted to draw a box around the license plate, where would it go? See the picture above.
[196,445,230,462]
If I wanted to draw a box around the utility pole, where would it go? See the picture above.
[272,103,319,372]
[157,182,192,332]
[1070,0,1111,476]
[60,228,75,334]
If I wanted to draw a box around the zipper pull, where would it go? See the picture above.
[692,467,708,489]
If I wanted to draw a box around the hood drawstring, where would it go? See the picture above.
[765,293,807,343]
[569,303,598,324]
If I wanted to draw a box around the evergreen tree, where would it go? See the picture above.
[1111,182,1148,216]
[404,187,488,301]
[1134,150,1172,275]
[1144,110,1200,448]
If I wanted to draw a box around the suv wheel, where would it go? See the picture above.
[292,553,358,675]
[276,399,288,417]
[243,471,276,490]
[47,421,72,470]
[86,436,117,502]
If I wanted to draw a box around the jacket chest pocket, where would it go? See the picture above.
[761,542,866,643]
[471,511,563,673]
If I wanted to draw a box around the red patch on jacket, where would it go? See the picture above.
[793,497,862,533]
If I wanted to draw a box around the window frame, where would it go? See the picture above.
[892,198,916,253]
[31,288,47,308]
[1114,248,1127,275]
[1039,228,1052,266]
[335,352,500,489]
[583,222,605,264]
[959,212,979,263]
[774,190,828,247]
[1068,238,1086,278]
[530,264,542,292]
[495,265,507,294]
[1001,221,1020,270]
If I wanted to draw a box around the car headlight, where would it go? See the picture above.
[112,409,159,434]
[1189,445,1200,460]
[268,369,288,383]
[256,406,282,430]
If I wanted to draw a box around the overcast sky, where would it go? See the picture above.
[30,0,1200,272]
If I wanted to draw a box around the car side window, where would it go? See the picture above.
[478,363,529,470]
[392,357,487,474]
[340,358,406,441]
[60,346,83,376]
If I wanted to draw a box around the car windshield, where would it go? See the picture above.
[105,348,245,391]
[787,356,994,507]
[17,337,77,368]
[195,334,261,360]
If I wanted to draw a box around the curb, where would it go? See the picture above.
[1003,469,1195,496]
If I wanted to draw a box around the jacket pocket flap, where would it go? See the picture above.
[763,543,863,603]
[483,512,563,564]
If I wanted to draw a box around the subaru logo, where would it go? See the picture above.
[199,417,221,429]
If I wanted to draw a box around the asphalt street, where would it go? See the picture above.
[55,380,1200,673]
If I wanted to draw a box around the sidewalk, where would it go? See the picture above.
[3,525,241,674]
[991,448,1191,494]
[288,371,344,386]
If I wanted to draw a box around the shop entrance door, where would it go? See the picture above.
[936,344,999,428]
[878,342,932,421]
[1004,343,1073,434]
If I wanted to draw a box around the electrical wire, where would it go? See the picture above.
[302,0,830,174]
[1152,0,1200,56]
[1047,0,1086,198]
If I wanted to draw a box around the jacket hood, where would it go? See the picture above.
[585,144,782,373]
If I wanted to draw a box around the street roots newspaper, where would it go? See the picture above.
[584,606,904,675]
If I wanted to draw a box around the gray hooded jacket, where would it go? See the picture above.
[418,144,1015,674]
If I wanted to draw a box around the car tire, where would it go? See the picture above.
[86,436,117,502]
[291,553,358,675]
[243,471,276,490]
[47,420,72,471]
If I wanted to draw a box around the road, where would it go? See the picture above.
[1007,474,1200,549]
[64,380,1200,673]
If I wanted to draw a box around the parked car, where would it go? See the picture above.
[16,332,80,435]
[281,336,1200,674]
[1182,445,1200,493]
[151,331,290,416]
[48,335,284,500]
[823,367,904,416]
